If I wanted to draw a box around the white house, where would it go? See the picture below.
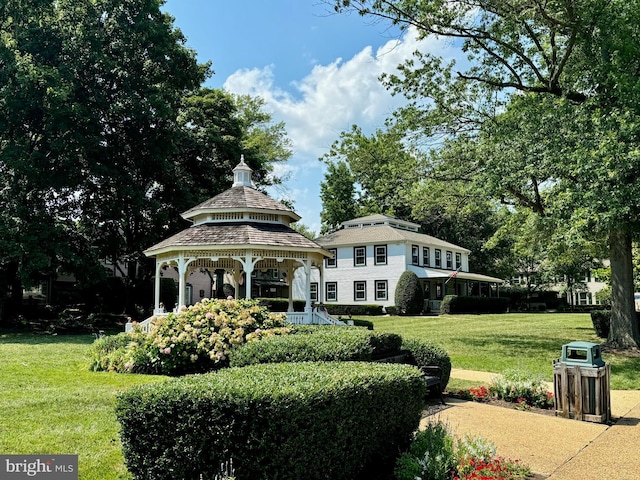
[294,214,504,312]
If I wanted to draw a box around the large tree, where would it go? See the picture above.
[333,0,640,349]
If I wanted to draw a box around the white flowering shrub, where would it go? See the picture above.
[89,298,288,375]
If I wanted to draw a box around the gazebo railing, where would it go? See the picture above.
[285,310,346,326]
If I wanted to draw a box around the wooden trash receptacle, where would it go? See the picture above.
[553,360,611,423]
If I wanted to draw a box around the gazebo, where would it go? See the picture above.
[126,157,340,331]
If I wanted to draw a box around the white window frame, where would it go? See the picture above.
[423,247,430,267]
[455,252,462,270]
[354,246,366,267]
[310,282,318,302]
[375,280,388,301]
[354,281,367,301]
[374,245,387,265]
[435,249,442,268]
[446,251,453,269]
[326,282,338,302]
[326,248,337,268]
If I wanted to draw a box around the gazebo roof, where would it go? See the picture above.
[145,222,325,256]
[181,186,300,222]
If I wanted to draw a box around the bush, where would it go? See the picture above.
[351,318,374,330]
[257,297,306,312]
[440,295,510,314]
[395,271,424,315]
[325,303,384,316]
[395,419,455,480]
[88,298,287,375]
[489,369,554,409]
[116,361,426,480]
[402,338,452,391]
[228,325,403,367]
[591,309,611,338]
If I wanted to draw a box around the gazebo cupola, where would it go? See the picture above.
[138,156,335,327]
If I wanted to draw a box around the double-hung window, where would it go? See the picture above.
[446,251,453,269]
[423,247,430,267]
[435,249,442,268]
[354,246,366,266]
[325,282,337,302]
[375,280,388,301]
[310,283,318,302]
[374,245,387,265]
[326,248,337,268]
[354,281,367,301]
[411,245,419,265]
[455,252,462,270]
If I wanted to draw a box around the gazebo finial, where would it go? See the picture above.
[233,154,253,187]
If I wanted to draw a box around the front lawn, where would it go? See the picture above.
[0,331,167,479]
[368,313,640,390]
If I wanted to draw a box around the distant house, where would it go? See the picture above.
[294,214,504,312]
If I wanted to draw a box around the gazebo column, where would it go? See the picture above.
[235,251,262,300]
[285,261,294,312]
[153,261,162,314]
[232,267,243,299]
[177,254,188,308]
[303,257,312,313]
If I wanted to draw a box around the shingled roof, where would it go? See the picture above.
[181,186,300,222]
[145,222,324,255]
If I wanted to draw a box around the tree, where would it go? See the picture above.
[333,0,640,349]
[319,161,358,233]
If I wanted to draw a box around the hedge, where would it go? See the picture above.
[228,325,403,367]
[440,295,510,314]
[395,271,424,315]
[116,361,426,480]
[590,309,640,339]
[402,338,452,392]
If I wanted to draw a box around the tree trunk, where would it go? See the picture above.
[608,228,640,349]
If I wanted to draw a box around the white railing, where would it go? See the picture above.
[285,310,346,326]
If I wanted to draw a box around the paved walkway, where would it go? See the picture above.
[422,369,640,479]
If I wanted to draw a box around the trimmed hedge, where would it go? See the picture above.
[395,271,424,315]
[440,295,510,314]
[402,338,452,391]
[590,310,640,339]
[228,325,403,367]
[116,361,426,480]
[351,318,374,330]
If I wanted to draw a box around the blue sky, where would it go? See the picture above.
[162,1,455,234]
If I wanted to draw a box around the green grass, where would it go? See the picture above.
[2,313,639,479]
[0,331,168,479]
[367,313,640,390]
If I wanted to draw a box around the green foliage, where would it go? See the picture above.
[402,337,452,391]
[319,160,358,233]
[489,370,554,409]
[228,325,402,367]
[326,303,385,316]
[440,295,510,314]
[394,419,456,480]
[89,299,287,375]
[591,310,611,339]
[116,361,426,480]
[395,270,424,315]
[256,297,306,312]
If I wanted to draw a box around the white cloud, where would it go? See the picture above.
[223,26,454,228]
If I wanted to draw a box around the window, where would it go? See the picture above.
[446,251,453,269]
[424,282,430,299]
[272,269,279,279]
[310,283,318,302]
[375,280,388,301]
[354,246,366,266]
[412,245,419,265]
[435,249,442,268]
[455,253,462,270]
[423,247,430,267]
[436,283,443,300]
[326,248,337,268]
[326,282,337,302]
[578,292,588,305]
[374,245,387,265]
[354,281,367,301]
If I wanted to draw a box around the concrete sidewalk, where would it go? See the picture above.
[423,369,640,479]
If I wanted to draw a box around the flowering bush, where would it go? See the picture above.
[394,420,530,480]
[489,369,554,409]
[89,298,287,375]
[455,457,530,479]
